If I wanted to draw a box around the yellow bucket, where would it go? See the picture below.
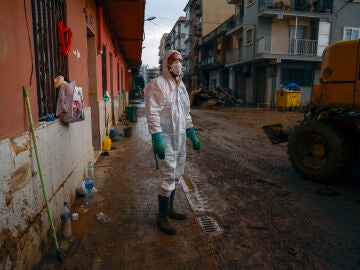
[103,136,112,151]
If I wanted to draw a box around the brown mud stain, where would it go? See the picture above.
[10,163,31,192]
[10,137,30,155]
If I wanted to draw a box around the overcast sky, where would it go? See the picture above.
[142,0,189,68]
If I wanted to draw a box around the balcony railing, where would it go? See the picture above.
[201,56,214,65]
[259,0,333,13]
[226,48,243,64]
[257,37,318,56]
[226,37,318,64]
[227,12,244,32]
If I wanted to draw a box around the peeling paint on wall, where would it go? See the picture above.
[10,137,29,156]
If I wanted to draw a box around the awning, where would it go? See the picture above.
[101,0,146,69]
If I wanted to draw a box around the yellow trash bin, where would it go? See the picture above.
[276,90,301,109]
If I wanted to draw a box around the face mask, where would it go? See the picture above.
[169,60,182,76]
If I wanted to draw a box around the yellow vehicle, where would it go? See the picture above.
[266,39,360,182]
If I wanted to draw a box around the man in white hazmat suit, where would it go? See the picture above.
[144,50,201,235]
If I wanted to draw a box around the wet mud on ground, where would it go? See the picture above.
[37,105,360,270]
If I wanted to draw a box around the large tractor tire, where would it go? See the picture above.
[287,121,351,183]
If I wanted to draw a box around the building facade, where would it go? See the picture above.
[183,0,235,88]
[168,17,187,53]
[164,0,360,106]
[158,33,170,68]
[225,0,360,106]
[0,1,145,269]
[198,17,234,90]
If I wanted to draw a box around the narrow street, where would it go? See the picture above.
[38,104,360,270]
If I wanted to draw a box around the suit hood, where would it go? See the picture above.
[162,50,182,82]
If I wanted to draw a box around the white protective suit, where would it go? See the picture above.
[144,50,193,197]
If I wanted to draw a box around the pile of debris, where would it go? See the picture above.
[190,87,243,107]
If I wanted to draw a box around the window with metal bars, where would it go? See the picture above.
[32,0,68,118]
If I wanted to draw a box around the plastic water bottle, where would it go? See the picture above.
[84,176,94,205]
[88,161,95,180]
[60,202,72,238]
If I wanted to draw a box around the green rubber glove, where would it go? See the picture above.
[186,128,201,150]
[152,132,165,160]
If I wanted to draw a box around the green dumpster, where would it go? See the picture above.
[126,106,137,122]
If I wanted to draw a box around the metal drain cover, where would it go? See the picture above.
[197,216,222,235]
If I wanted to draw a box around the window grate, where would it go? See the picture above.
[32,0,67,118]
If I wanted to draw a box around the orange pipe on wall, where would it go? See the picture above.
[97,5,103,54]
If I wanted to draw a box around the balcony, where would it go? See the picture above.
[227,12,244,35]
[185,36,196,44]
[200,55,225,70]
[256,37,319,56]
[226,37,321,65]
[226,48,243,64]
[259,0,333,14]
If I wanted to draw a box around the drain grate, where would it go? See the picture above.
[197,216,222,235]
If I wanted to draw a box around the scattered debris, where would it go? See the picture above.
[96,212,111,224]
[190,87,243,107]
[77,205,89,214]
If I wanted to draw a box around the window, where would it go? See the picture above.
[281,68,313,86]
[343,27,360,40]
[102,45,107,94]
[245,27,254,46]
[109,53,113,93]
[289,26,306,54]
[32,0,67,118]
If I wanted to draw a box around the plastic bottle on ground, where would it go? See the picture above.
[88,161,95,180]
[84,176,94,205]
[61,202,72,238]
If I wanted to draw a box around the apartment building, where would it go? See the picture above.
[198,18,234,89]
[183,0,235,88]
[140,65,161,82]
[158,33,170,68]
[168,17,187,53]
[147,67,162,81]
[225,0,360,106]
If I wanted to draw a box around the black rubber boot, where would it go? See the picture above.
[169,190,187,220]
[157,195,177,235]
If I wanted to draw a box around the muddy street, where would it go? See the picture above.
[188,107,360,269]
[38,105,360,270]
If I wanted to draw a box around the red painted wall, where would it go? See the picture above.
[0,0,133,140]
[66,0,89,106]
[0,1,37,139]
[96,10,129,100]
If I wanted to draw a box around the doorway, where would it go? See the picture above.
[255,66,267,105]
[234,69,246,102]
[87,27,101,154]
